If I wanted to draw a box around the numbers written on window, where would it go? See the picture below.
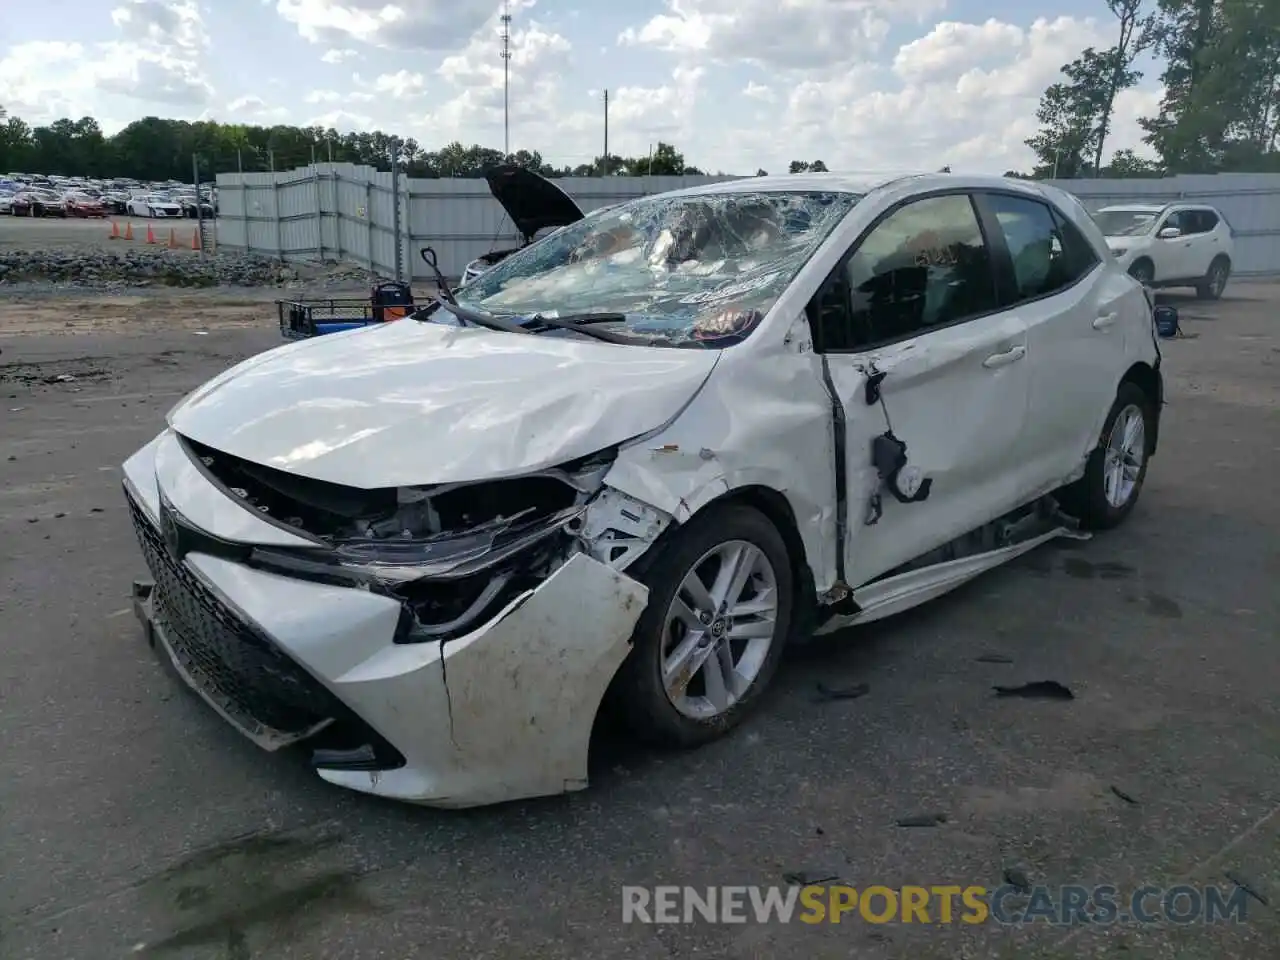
[816,194,999,350]
[985,193,1099,303]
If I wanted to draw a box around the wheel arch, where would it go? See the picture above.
[1120,361,1163,455]
[617,482,820,644]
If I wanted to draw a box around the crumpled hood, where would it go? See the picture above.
[168,319,719,488]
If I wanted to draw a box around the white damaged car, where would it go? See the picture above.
[124,173,1167,807]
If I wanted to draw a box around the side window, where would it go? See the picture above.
[1162,210,1192,235]
[1050,208,1101,282]
[1193,209,1218,233]
[840,194,997,345]
[986,194,1067,300]
[985,193,1098,301]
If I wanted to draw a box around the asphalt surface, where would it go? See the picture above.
[1,284,1278,960]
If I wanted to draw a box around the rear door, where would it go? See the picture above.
[808,191,1035,587]
[975,190,1121,487]
[1185,208,1223,277]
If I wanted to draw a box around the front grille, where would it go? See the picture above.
[124,488,405,769]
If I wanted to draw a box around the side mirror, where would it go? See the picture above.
[1153,305,1179,338]
[1158,226,1182,240]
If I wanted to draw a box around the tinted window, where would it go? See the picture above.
[1192,209,1219,233]
[1162,210,1195,234]
[1051,208,1101,282]
[835,194,997,346]
[987,193,1097,300]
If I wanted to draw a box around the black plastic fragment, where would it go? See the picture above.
[783,870,841,886]
[976,654,1014,664]
[993,681,1074,700]
[1003,866,1032,893]
[1110,785,1139,805]
[896,813,947,828]
[1225,870,1269,906]
[814,681,870,702]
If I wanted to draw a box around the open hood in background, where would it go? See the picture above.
[485,165,585,243]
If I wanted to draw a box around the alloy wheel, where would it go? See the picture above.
[660,540,779,720]
[1103,404,1146,508]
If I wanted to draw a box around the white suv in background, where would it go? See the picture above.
[1093,203,1235,299]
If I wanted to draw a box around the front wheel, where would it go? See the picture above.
[1058,382,1154,530]
[610,504,794,747]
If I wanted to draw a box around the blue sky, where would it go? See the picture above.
[0,0,1163,174]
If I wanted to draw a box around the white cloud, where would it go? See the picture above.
[709,15,1158,175]
[276,0,500,51]
[225,95,290,122]
[0,1,213,126]
[0,3,1163,177]
[619,0,945,69]
[307,108,374,132]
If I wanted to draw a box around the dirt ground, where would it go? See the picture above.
[1,283,1278,960]
[0,214,213,253]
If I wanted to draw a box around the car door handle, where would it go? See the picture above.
[983,345,1026,368]
[1093,312,1118,330]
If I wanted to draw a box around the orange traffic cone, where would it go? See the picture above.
[109,221,121,240]
[123,221,134,240]
[168,228,179,249]
[145,224,157,244]
[190,227,201,251]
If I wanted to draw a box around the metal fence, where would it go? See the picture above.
[214,167,1280,280]
[213,164,736,281]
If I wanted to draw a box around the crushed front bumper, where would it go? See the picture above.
[123,434,649,808]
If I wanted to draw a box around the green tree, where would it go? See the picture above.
[1091,0,1157,173]
[1101,148,1164,177]
[1026,48,1136,178]
[1141,0,1280,171]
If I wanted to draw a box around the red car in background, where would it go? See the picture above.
[65,192,106,217]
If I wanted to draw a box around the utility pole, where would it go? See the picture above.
[500,0,512,156]
[602,89,609,174]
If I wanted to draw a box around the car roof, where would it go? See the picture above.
[1097,202,1220,213]
[643,171,1073,203]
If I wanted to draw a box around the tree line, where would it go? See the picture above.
[0,108,833,182]
[1016,0,1280,179]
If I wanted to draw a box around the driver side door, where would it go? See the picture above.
[808,191,1035,588]
[1153,210,1196,280]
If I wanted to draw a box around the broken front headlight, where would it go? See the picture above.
[240,449,616,642]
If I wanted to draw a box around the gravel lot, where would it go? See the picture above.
[1,284,1278,960]
[0,214,213,254]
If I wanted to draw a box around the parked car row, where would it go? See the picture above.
[1,174,217,220]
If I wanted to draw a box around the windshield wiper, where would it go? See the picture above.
[525,312,657,345]
[415,246,531,335]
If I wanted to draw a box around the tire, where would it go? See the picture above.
[1128,258,1154,287]
[610,503,794,747]
[1058,382,1155,530]
[148,207,155,218]
[1196,256,1230,300]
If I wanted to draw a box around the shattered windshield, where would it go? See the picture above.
[1093,210,1157,237]
[455,190,860,347]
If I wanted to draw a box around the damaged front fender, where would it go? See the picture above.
[318,552,649,806]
